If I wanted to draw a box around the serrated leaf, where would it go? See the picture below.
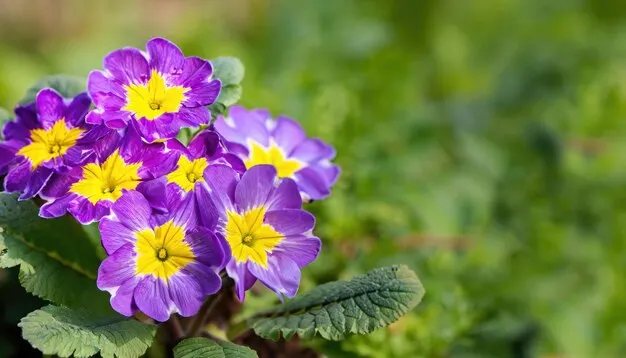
[212,57,245,85]
[20,74,86,104]
[0,193,109,312]
[20,305,156,358]
[174,338,258,358]
[248,265,424,341]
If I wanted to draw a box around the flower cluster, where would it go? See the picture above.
[0,38,339,321]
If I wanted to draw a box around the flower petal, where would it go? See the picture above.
[103,48,150,84]
[248,254,301,299]
[264,209,315,236]
[36,89,65,129]
[146,38,185,77]
[234,165,277,211]
[134,276,172,322]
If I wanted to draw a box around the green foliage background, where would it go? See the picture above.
[1,0,625,356]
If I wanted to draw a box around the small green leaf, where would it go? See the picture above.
[216,84,243,108]
[211,57,245,85]
[248,265,425,341]
[0,193,109,312]
[20,74,86,104]
[20,305,156,358]
[174,338,258,358]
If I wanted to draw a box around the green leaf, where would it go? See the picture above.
[19,305,156,358]
[216,84,243,108]
[212,57,245,85]
[208,57,245,116]
[20,74,86,104]
[174,338,258,358]
[248,265,425,341]
[0,193,109,312]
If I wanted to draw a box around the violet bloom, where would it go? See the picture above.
[1,89,97,200]
[214,106,340,201]
[97,191,225,321]
[162,129,244,227]
[87,37,221,143]
[204,164,321,300]
[39,126,174,224]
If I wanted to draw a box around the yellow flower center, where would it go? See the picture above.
[70,150,142,204]
[17,119,85,169]
[122,69,190,120]
[225,206,284,268]
[166,156,208,192]
[244,141,304,178]
[135,220,195,281]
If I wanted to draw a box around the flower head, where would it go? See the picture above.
[97,191,225,321]
[1,89,98,199]
[204,164,321,300]
[39,126,175,224]
[160,129,244,227]
[214,106,339,201]
[87,37,221,143]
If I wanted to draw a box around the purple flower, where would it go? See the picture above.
[39,126,174,224]
[1,89,98,200]
[160,129,244,227]
[214,106,339,201]
[204,164,321,300]
[87,37,221,143]
[97,191,226,321]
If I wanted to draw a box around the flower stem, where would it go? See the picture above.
[168,314,185,341]
[188,291,225,337]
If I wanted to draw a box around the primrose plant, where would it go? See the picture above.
[0,38,424,357]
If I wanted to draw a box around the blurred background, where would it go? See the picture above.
[1,0,626,357]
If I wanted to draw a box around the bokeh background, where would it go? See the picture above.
[1,0,626,357]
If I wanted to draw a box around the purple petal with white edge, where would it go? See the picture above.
[134,115,180,143]
[99,217,137,255]
[294,167,331,200]
[103,48,150,85]
[183,79,221,107]
[271,116,307,155]
[97,243,137,289]
[39,171,76,200]
[234,165,277,211]
[87,71,126,108]
[69,199,112,225]
[248,254,301,298]
[134,276,172,322]
[186,228,227,269]
[146,38,185,77]
[278,235,321,268]
[20,168,53,200]
[167,263,221,317]
[39,193,75,219]
[203,164,238,218]
[108,191,152,232]
[36,89,65,129]
[177,56,214,89]
[109,278,139,317]
[291,138,336,162]
[213,106,270,146]
[226,260,257,301]
[178,106,211,127]
[266,178,302,211]
[65,92,91,127]
[264,209,315,236]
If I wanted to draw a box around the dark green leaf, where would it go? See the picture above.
[20,74,86,104]
[20,305,156,358]
[174,338,258,358]
[0,193,109,312]
[248,265,424,341]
